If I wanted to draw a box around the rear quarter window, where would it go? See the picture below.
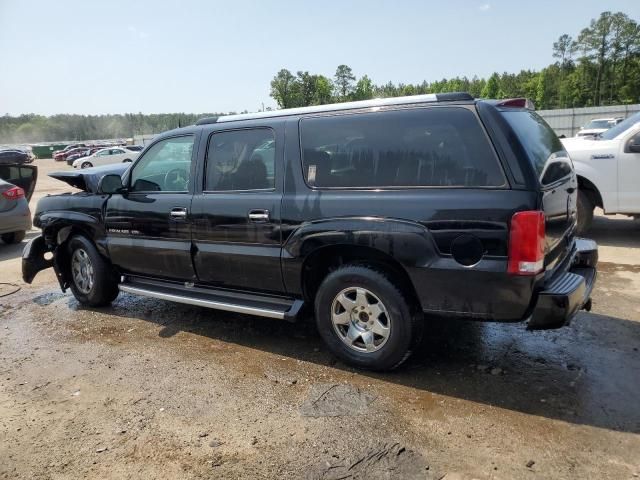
[500,110,572,185]
[299,107,506,189]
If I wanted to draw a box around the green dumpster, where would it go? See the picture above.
[31,143,70,159]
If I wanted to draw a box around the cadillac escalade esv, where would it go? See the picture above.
[23,93,597,370]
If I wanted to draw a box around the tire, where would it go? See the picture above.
[577,190,594,235]
[1,231,26,244]
[67,235,119,307]
[314,265,422,371]
[122,159,132,163]
[81,161,93,169]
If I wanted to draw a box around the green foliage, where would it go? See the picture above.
[334,65,356,99]
[481,73,501,99]
[269,69,298,109]
[266,10,639,111]
[0,112,224,144]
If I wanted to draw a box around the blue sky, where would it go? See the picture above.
[0,0,638,115]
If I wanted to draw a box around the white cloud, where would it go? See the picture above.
[479,3,491,11]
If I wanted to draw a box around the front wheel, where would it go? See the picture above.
[577,190,594,235]
[1,231,26,244]
[314,265,422,371]
[68,236,119,307]
[122,159,132,163]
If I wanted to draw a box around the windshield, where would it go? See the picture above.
[600,112,640,140]
[585,120,612,129]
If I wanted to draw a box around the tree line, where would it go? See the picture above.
[270,11,639,109]
[1,10,638,144]
[0,112,226,145]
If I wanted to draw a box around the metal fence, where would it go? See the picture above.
[537,104,640,138]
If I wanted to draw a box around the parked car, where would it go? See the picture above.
[52,144,87,160]
[66,148,94,165]
[54,147,91,163]
[562,111,640,233]
[575,117,624,138]
[0,149,33,164]
[23,93,597,370]
[0,163,37,244]
[72,147,140,169]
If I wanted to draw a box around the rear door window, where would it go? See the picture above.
[299,107,505,188]
[205,128,275,191]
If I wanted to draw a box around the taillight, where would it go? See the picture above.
[2,186,25,200]
[508,211,545,275]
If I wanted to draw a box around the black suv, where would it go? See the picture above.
[23,93,597,370]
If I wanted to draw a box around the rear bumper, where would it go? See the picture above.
[528,238,597,329]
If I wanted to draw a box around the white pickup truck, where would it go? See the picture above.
[561,111,640,233]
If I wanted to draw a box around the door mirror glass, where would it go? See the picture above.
[98,174,124,194]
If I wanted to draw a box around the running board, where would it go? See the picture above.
[118,277,304,322]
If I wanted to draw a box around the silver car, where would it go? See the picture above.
[0,164,36,244]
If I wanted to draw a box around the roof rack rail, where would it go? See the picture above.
[193,92,475,125]
[435,92,474,102]
[195,116,219,125]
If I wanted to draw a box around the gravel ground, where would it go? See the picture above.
[1,159,639,479]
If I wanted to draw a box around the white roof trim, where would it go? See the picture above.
[215,94,439,123]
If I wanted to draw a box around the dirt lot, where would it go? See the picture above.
[1,159,639,479]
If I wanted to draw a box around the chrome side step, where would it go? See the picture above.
[118,277,304,322]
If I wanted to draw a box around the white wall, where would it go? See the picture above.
[538,104,640,137]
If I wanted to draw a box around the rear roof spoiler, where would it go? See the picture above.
[488,98,536,110]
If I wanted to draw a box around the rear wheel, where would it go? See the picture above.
[1,231,26,244]
[314,265,422,371]
[68,235,119,306]
[577,190,594,235]
[122,158,132,163]
[81,161,93,169]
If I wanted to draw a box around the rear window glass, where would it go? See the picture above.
[299,107,505,188]
[500,110,570,184]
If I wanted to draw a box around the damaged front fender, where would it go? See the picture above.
[22,234,52,284]
[22,234,70,291]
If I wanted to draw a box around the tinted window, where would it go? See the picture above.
[299,107,504,188]
[130,135,194,192]
[500,110,568,183]
[206,128,275,191]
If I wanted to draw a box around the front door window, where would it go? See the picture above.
[130,136,195,192]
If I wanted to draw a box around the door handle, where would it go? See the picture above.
[248,209,270,223]
[170,207,188,219]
